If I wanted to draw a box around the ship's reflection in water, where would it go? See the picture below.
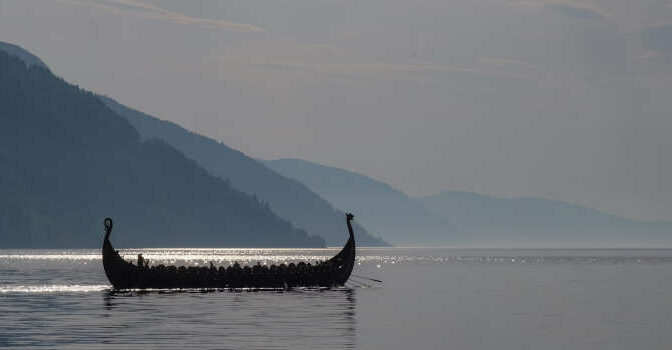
[102,287,357,349]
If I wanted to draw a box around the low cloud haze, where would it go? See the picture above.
[1,0,670,220]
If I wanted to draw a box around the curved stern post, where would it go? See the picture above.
[329,213,356,285]
[102,218,135,289]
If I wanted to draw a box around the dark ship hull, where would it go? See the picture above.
[102,215,356,290]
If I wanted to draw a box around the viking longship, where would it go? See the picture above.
[102,214,356,289]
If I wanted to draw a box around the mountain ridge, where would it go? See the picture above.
[0,41,48,69]
[264,158,457,245]
[99,97,389,246]
[0,44,324,248]
[419,190,672,245]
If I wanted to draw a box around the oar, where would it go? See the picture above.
[347,279,373,288]
[351,274,383,283]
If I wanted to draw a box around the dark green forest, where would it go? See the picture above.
[0,50,325,248]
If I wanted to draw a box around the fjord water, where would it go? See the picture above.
[1,248,672,349]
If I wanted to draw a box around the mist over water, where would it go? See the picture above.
[2,247,672,349]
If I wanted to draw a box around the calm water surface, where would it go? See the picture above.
[2,247,672,349]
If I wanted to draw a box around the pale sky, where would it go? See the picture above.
[1,0,670,221]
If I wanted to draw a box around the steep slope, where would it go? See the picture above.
[420,190,672,245]
[0,49,324,248]
[0,41,48,69]
[100,97,388,246]
[264,159,457,245]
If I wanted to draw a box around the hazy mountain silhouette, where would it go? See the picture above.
[420,190,672,246]
[264,159,457,245]
[99,97,388,247]
[0,46,325,248]
[0,41,47,69]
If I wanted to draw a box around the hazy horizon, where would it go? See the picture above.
[1,0,670,221]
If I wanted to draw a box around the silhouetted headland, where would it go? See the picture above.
[0,46,324,248]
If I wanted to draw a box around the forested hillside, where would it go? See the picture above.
[101,97,388,246]
[0,50,324,248]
